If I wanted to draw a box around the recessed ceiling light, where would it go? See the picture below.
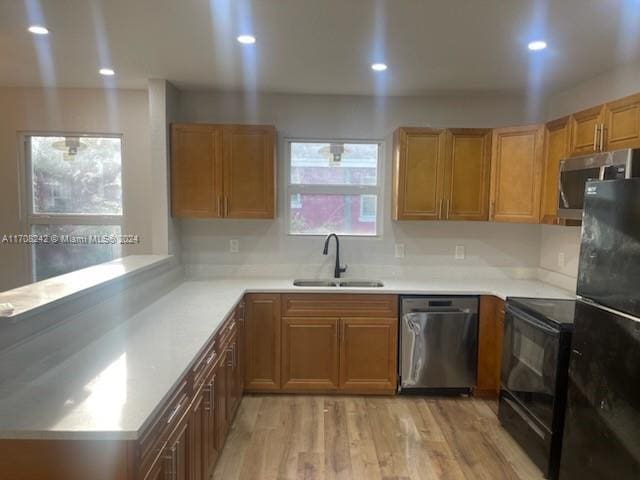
[528,40,547,51]
[237,35,256,45]
[99,68,115,76]
[28,25,49,35]
[371,63,388,72]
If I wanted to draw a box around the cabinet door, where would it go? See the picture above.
[142,454,169,480]
[244,293,281,391]
[203,374,219,479]
[475,296,506,398]
[282,317,340,391]
[569,105,605,156]
[166,418,191,480]
[225,332,241,421]
[191,390,206,480]
[443,128,491,221]
[604,93,640,151]
[214,359,228,450]
[392,127,446,220]
[171,124,223,218]
[540,117,571,224]
[339,317,397,393]
[490,125,544,223]
[222,125,276,219]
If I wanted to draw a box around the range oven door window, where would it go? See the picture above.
[501,306,560,430]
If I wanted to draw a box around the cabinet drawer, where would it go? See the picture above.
[192,339,218,391]
[217,314,237,347]
[281,294,398,318]
[138,380,190,472]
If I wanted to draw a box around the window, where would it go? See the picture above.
[288,141,381,236]
[24,135,123,281]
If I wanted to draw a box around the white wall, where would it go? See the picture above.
[538,61,640,290]
[177,91,545,279]
[0,87,152,291]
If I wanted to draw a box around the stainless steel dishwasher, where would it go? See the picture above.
[399,296,478,394]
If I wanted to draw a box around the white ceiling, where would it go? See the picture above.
[1,0,639,96]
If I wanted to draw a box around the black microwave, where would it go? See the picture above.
[558,148,640,220]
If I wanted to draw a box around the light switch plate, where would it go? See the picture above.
[395,243,406,258]
[230,239,239,253]
[455,245,465,260]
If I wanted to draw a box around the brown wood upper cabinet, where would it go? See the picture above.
[392,127,491,221]
[603,93,640,151]
[489,125,545,223]
[567,93,640,156]
[171,123,276,219]
[540,117,571,225]
[444,129,492,221]
[568,104,605,156]
[392,127,446,220]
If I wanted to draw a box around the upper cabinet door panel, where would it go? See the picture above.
[490,125,544,223]
[604,93,640,151]
[569,105,605,156]
[444,129,491,221]
[393,128,446,220]
[223,125,276,219]
[541,117,571,224]
[171,124,223,218]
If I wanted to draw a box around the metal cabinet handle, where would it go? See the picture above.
[599,123,605,151]
[166,399,183,425]
[206,350,216,366]
[593,124,599,152]
[227,345,234,367]
[445,199,450,219]
[224,196,229,216]
[217,196,223,216]
[438,199,443,219]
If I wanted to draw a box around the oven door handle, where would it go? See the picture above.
[505,306,560,335]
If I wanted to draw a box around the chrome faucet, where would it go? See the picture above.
[323,233,347,278]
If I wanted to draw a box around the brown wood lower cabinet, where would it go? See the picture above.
[339,317,397,392]
[281,317,340,391]
[280,294,399,395]
[475,295,506,398]
[244,293,281,392]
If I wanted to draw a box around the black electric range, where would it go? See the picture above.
[499,297,576,480]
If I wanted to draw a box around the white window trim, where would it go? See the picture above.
[285,138,383,237]
[19,132,125,282]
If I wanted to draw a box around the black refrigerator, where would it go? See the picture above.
[560,178,640,479]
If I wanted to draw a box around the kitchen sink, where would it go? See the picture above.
[338,280,384,288]
[292,279,384,288]
[293,279,338,287]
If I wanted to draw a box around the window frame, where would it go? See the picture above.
[285,138,383,237]
[19,132,125,282]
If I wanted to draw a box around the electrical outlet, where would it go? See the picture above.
[558,252,565,268]
[230,239,239,253]
[395,243,406,258]
[455,245,465,260]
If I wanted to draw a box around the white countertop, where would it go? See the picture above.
[0,255,173,319]
[0,276,573,440]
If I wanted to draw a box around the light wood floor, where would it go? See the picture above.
[213,395,543,480]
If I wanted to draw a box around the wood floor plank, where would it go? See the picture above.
[324,398,353,480]
[345,397,383,480]
[213,395,544,480]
